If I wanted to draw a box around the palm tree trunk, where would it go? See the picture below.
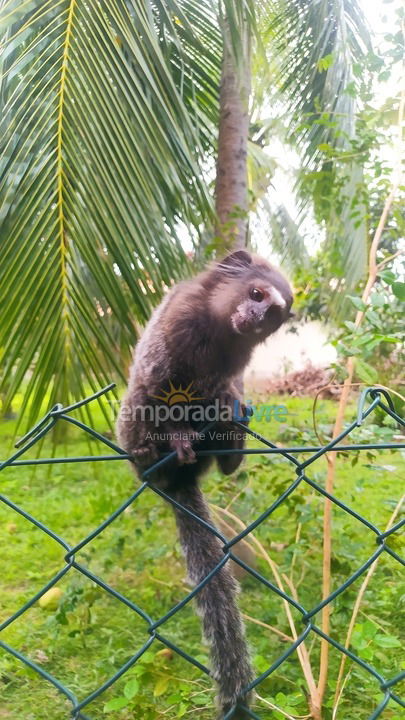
[215,18,250,247]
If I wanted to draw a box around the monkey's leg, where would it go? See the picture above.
[170,476,254,719]
[215,418,249,476]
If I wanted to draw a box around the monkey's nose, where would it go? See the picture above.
[269,287,287,309]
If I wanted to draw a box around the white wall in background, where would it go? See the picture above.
[246,321,337,380]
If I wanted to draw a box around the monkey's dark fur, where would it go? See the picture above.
[117,251,293,718]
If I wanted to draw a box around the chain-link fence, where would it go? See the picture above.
[0,385,404,719]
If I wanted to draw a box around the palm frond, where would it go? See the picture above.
[254,197,311,276]
[261,0,372,298]
[267,0,372,164]
[0,0,222,427]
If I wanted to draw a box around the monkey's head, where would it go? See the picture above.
[209,250,293,340]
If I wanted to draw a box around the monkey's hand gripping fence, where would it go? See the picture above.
[0,385,404,720]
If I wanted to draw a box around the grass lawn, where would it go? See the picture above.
[0,391,403,720]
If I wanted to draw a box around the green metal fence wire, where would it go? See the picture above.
[0,385,404,720]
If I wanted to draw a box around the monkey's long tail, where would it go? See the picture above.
[170,482,254,720]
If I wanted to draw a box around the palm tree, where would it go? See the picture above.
[0,0,371,427]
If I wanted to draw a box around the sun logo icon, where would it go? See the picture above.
[152,380,204,406]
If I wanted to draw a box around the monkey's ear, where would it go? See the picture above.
[220,250,252,269]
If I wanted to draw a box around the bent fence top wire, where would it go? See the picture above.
[0,385,404,720]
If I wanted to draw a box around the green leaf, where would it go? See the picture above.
[353,332,374,346]
[370,293,386,307]
[355,358,378,385]
[378,270,396,285]
[153,675,170,697]
[124,679,139,700]
[374,635,401,648]
[347,296,367,312]
[317,53,334,72]
[103,696,129,712]
[343,321,357,332]
[254,654,269,673]
[392,282,405,301]
[286,693,305,707]
[365,310,381,327]
[339,343,362,356]
[374,334,400,344]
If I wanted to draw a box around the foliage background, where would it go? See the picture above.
[1,0,403,426]
[0,394,403,720]
[0,1,404,719]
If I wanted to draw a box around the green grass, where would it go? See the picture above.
[0,392,403,720]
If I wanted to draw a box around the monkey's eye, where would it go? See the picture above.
[249,288,264,302]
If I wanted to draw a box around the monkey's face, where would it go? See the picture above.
[230,280,293,338]
[211,251,293,340]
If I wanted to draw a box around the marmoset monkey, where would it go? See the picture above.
[117,250,293,719]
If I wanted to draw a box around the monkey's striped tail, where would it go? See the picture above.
[170,482,254,720]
